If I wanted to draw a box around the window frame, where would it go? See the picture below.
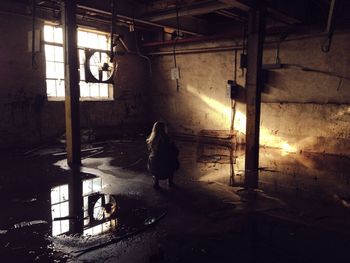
[43,24,114,101]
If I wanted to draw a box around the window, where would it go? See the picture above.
[43,25,113,100]
[51,184,69,236]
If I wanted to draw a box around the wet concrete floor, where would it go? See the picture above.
[1,137,350,262]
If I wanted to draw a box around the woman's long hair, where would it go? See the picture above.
[146,121,168,151]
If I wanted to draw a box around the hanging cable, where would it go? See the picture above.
[110,0,116,62]
[31,0,38,69]
[230,48,238,132]
[241,23,247,77]
[173,0,180,92]
[132,10,152,76]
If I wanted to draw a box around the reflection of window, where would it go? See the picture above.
[51,184,69,236]
[43,25,113,100]
[83,177,103,226]
[83,220,117,236]
[50,177,115,237]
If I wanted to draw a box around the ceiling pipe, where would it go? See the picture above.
[146,32,332,56]
[142,22,344,50]
[147,45,243,56]
[77,4,203,36]
[142,32,240,48]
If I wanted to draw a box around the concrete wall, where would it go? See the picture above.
[150,32,350,156]
[0,12,150,148]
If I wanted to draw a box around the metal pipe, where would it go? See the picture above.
[147,45,244,56]
[143,32,239,47]
[146,33,334,56]
[77,4,202,36]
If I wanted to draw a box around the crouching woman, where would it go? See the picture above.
[146,121,179,188]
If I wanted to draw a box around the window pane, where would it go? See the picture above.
[98,35,108,50]
[46,79,56,97]
[78,31,88,47]
[83,179,92,195]
[51,186,60,204]
[45,45,55,61]
[92,178,102,191]
[61,220,69,233]
[55,62,64,79]
[78,49,85,64]
[54,46,64,62]
[54,27,63,44]
[80,82,89,97]
[79,66,85,81]
[46,61,56,78]
[60,201,69,217]
[45,25,112,99]
[90,84,100,97]
[88,32,99,49]
[44,25,54,42]
[56,80,65,97]
[51,204,60,219]
[52,221,61,236]
[60,184,69,202]
[100,84,108,97]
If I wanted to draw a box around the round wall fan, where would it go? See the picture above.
[88,194,117,223]
[84,49,115,84]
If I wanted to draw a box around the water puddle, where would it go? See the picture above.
[0,171,165,262]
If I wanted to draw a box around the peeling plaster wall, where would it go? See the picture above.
[150,33,350,156]
[0,13,149,148]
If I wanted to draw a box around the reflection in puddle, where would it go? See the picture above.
[51,184,69,236]
[187,141,350,202]
[51,175,118,237]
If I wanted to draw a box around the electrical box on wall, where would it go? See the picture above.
[171,67,180,80]
[226,80,240,99]
[27,29,41,52]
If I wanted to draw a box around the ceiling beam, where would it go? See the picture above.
[142,0,228,22]
[218,0,301,24]
[159,16,209,36]
[77,4,204,36]
[215,9,246,22]
[142,0,300,27]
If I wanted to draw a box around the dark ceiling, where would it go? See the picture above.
[1,0,349,39]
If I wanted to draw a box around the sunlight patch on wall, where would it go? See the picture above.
[235,109,297,153]
[185,84,297,153]
[186,85,231,128]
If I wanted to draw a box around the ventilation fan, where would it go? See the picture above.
[88,194,117,223]
[84,49,115,84]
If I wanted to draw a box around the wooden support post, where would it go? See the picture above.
[69,168,83,234]
[62,0,81,167]
[244,3,266,189]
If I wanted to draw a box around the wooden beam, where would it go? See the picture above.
[62,0,81,167]
[77,4,204,36]
[159,16,209,36]
[218,0,300,24]
[69,168,83,234]
[143,1,228,22]
[244,2,266,189]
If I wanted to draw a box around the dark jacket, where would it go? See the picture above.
[147,136,179,179]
